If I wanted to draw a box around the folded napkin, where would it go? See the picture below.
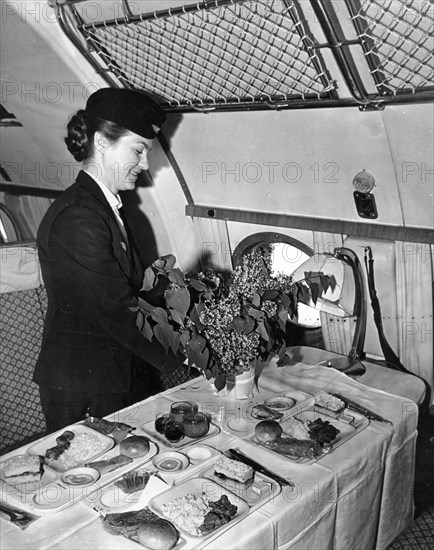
[83,417,134,444]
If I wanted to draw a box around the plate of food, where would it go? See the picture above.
[243,397,369,464]
[101,507,186,550]
[148,477,249,541]
[200,454,282,508]
[26,425,115,472]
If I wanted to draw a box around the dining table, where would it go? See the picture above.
[0,354,425,550]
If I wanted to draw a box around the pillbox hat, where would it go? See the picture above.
[85,88,166,139]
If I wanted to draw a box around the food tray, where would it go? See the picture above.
[148,477,249,543]
[198,455,282,508]
[26,425,115,472]
[224,390,313,435]
[140,420,220,449]
[242,404,369,464]
[0,441,158,513]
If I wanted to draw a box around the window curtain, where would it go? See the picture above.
[395,242,434,407]
[313,231,352,355]
[4,195,53,240]
[320,313,357,355]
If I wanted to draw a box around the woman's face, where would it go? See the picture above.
[96,130,154,194]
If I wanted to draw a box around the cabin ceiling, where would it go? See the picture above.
[56,0,434,112]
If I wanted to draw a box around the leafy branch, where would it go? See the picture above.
[133,251,335,391]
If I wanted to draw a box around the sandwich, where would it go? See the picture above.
[3,455,44,485]
[214,455,254,485]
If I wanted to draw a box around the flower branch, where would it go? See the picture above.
[133,248,335,391]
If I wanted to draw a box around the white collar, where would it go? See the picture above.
[83,169,123,210]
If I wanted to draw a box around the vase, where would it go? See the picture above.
[218,366,255,400]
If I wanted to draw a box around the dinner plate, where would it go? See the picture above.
[26,425,115,472]
[148,477,249,541]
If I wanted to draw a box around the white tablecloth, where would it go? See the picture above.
[1,360,419,550]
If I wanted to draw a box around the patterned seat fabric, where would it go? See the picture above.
[0,286,197,452]
[387,506,434,549]
[0,287,48,452]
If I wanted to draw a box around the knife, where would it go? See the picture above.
[227,448,294,487]
[332,393,393,425]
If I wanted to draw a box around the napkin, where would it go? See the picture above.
[98,474,168,513]
[0,501,98,550]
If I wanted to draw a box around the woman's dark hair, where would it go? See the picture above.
[64,110,129,162]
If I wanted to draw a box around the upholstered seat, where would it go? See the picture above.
[387,506,434,549]
[0,286,48,452]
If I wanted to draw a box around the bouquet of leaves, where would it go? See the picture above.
[135,248,334,390]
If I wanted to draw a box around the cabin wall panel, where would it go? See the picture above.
[135,142,202,273]
[0,2,106,189]
[343,237,399,360]
[164,108,408,227]
[380,104,434,229]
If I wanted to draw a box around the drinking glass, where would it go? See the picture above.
[154,413,171,434]
[170,401,194,423]
[183,412,209,439]
[164,419,184,443]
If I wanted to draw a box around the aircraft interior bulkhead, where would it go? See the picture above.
[0,1,433,549]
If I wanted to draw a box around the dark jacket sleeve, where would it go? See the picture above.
[42,204,184,376]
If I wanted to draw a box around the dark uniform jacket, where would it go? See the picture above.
[34,170,182,393]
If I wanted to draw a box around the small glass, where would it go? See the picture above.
[183,412,209,439]
[154,413,171,435]
[164,419,185,444]
[170,401,194,423]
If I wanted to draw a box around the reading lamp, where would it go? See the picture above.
[353,170,378,219]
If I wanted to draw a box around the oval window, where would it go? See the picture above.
[269,242,321,328]
[232,233,321,328]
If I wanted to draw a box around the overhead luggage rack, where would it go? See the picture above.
[54,0,434,111]
[347,0,434,96]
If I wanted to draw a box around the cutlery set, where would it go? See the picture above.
[226,449,294,487]
[331,393,393,425]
